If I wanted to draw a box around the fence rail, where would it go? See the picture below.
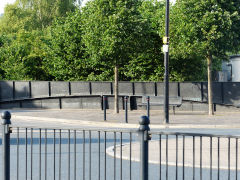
[1,111,240,180]
[1,81,240,107]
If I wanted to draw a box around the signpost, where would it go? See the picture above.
[163,0,170,124]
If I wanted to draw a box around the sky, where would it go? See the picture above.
[0,0,176,14]
[0,0,16,14]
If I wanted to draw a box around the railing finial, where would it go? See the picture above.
[139,116,150,131]
[1,111,11,125]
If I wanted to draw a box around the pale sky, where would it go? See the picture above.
[0,0,176,14]
[0,0,16,14]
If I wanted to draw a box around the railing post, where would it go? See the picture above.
[124,96,128,123]
[139,116,150,180]
[2,111,12,180]
[103,96,107,121]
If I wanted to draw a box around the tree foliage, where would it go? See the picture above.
[81,0,151,80]
[0,31,49,80]
[123,0,164,81]
[0,0,81,80]
[0,0,239,83]
[45,10,89,81]
[171,0,240,60]
[170,0,240,114]
[0,0,79,34]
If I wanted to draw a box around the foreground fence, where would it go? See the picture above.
[1,111,240,180]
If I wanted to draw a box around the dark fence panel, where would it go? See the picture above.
[0,102,21,109]
[21,100,42,109]
[223,82,240,106]
[1,81,240,109]
[113,82,134,96]
[134,82,155,96]
[156,82,179,96]
[202,82,208,102]
[201,82,224,104]
[31,81,49,98]
[102,96,125,110]
[179,82,203,102]
[91,82,112,95]
[70,81,91,95]
[14,81,30,99]
[0,81,14,101]
[213,82,224,104]
[41,99,60,109]
[50,81,70,97]
[62,96,101,109]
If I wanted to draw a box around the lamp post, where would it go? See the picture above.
[163,0,170,124]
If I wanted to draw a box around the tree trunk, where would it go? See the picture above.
[207,54,214,115]
[114,65,119,114]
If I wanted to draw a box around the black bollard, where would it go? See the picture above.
[103,96,107,121]
[124,96,128,123]
[147,96,150,119]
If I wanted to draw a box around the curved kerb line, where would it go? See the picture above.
[106,142,237,170]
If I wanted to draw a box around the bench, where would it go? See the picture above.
[139,96,182,114]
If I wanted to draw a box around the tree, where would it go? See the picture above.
[0,30,49,80]
[0,0,79,33]
[0,0,82,81]
[170,0,240,115]
[123,0,165,81]
[45,10,89,81]
[0,3,35,34]
[82,0,149,113]
[16,0,78,29]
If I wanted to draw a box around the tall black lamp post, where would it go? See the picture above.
[163,0,170,124]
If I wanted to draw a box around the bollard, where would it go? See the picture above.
[124,96,128,123]
[139,116,150,180]
[2,111,12,180]
[146,96,150,119]
[103,96,107,121]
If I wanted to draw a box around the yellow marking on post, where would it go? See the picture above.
[163,37,169,44]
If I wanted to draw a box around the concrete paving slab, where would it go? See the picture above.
[1,109,240,129]
[108,137,239,170]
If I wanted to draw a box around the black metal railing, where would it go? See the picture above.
[147,132,240,180]
[1,111,240,180]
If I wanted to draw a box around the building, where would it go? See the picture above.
[218,55,240,82]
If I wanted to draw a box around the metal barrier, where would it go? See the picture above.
[148,132,240,180]
[1,111,11,180]
[1,111,149,180]
[1,111,240,180]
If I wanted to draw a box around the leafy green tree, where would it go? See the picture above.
[123,0,165,81]
[0,31,49,80]
[0,0,80,33]
[45,10,89,81]
[170,0,240,115]
[17,0,78,29]
[0,3,35,34]
[0,0,82,81]
[82,0,150,113]
[132,0,206,82]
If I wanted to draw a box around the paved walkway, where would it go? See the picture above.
[2,109,240,129]
[107,137,239,170]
